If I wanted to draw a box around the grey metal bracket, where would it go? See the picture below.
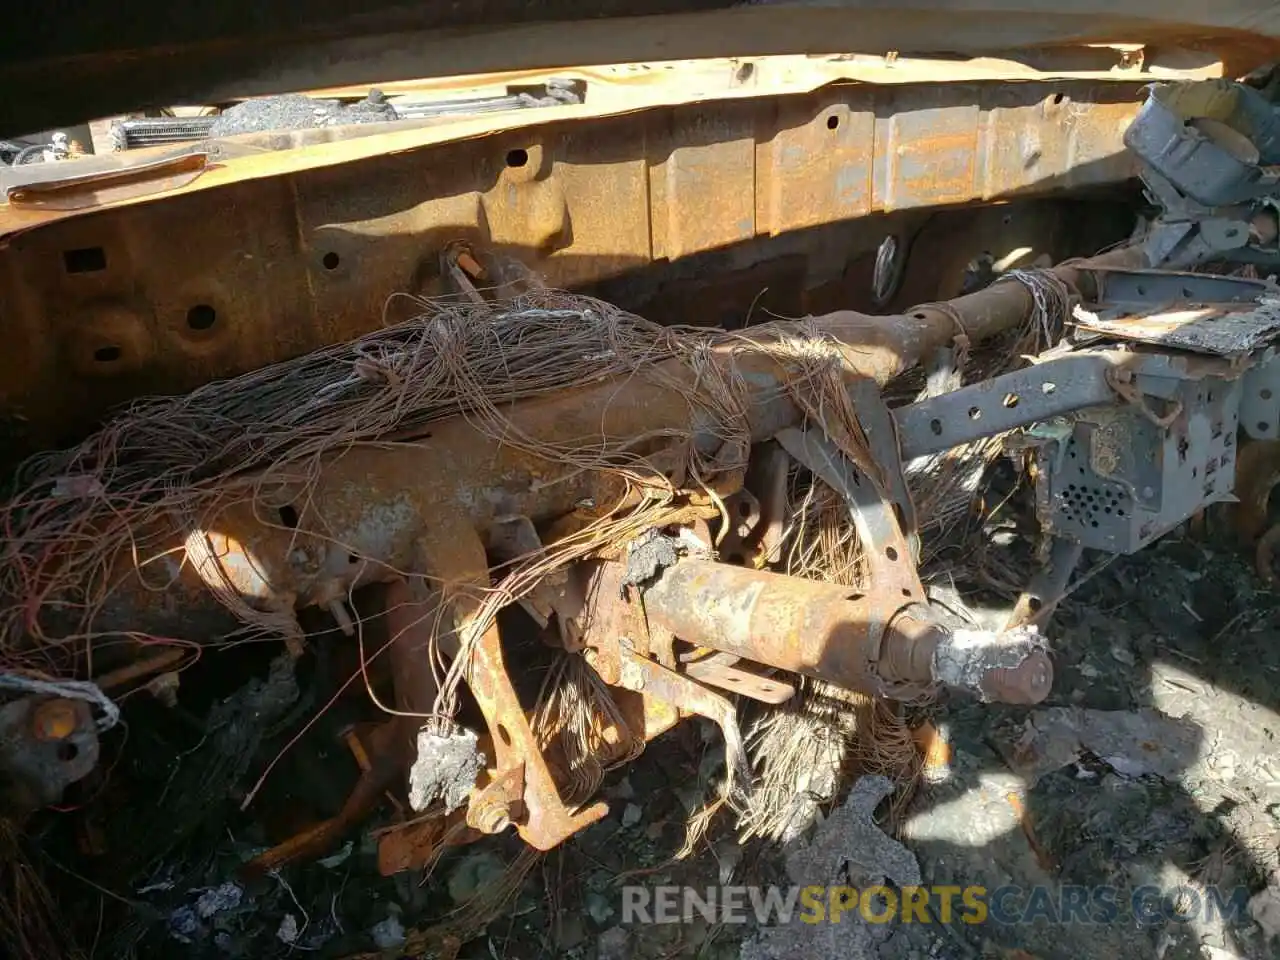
[894,354,1119,461]
[845,378,918,544]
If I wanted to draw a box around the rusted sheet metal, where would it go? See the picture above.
[0,0,1268,138]
[0,80,1142,449]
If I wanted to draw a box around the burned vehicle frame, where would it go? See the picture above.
[5,15,1280,953]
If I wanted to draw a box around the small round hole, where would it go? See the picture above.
[505,148,529,168]
[1051,93,1065,105]
[57,741,79,762]
[1027,597,1043,612]
[826,115,839,130]
[1262,389,1274,401]
[901,588,912,597]
[737,500,753,518]
[1002,393,1019,409]
[1182,288,1194,298]
[186,304,216,330]
[929,418,943,435]
[93,345,121,362]
[912,312,929,320]
[968,407,982,421]
[322,251,341,270]
[497,724,512,746]
[885,546,899,561]
[1259,422,1271,433]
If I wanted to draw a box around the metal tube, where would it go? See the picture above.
[641,560,1053,703]
[78,250,1136,641]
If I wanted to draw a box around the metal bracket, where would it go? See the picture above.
[894,353,1118,460]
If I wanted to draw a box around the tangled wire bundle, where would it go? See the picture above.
[0,288,880,685]
[0,292,707,672]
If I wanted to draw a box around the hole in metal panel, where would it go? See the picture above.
[63,246,107,273]
[186,304,217,330]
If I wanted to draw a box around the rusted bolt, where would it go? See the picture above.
[471,797,512,834]
[456,251,486,279]
[979,648,1054,705]
[31,699,78,742]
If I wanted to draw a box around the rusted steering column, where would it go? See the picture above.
[640,560,1053,705]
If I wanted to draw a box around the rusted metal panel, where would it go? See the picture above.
[757,90,877,233]
[648,104,758,261]
[0,81,1143,449]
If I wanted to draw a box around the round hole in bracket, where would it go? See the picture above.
[1051,92,1065,105]
[505,148,529,168]
[497,724,513,747]
[901,588,912,597]
[885,546,899,561]
[912,312,929,321]
[1260,422,1271,433]
[1182,288,1195,298]
[1027,597,1043,612]
[968,407,982,420]
[1263,389,1274,401]
[94,345,122,363]
[826,115,839,130]
[321,251,341,270]
[929,418,943,435]
[1003,393,1019,408]
[57,741,79,762]
[736,500,753,518]
[186,304,216,330]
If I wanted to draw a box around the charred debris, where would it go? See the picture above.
[5,75,1280,958]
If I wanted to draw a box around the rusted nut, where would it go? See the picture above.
[977,648,1054,705]
[31,699,79,742]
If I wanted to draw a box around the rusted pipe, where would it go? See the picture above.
[640,560,1052,704]
[86,249,1137,642]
